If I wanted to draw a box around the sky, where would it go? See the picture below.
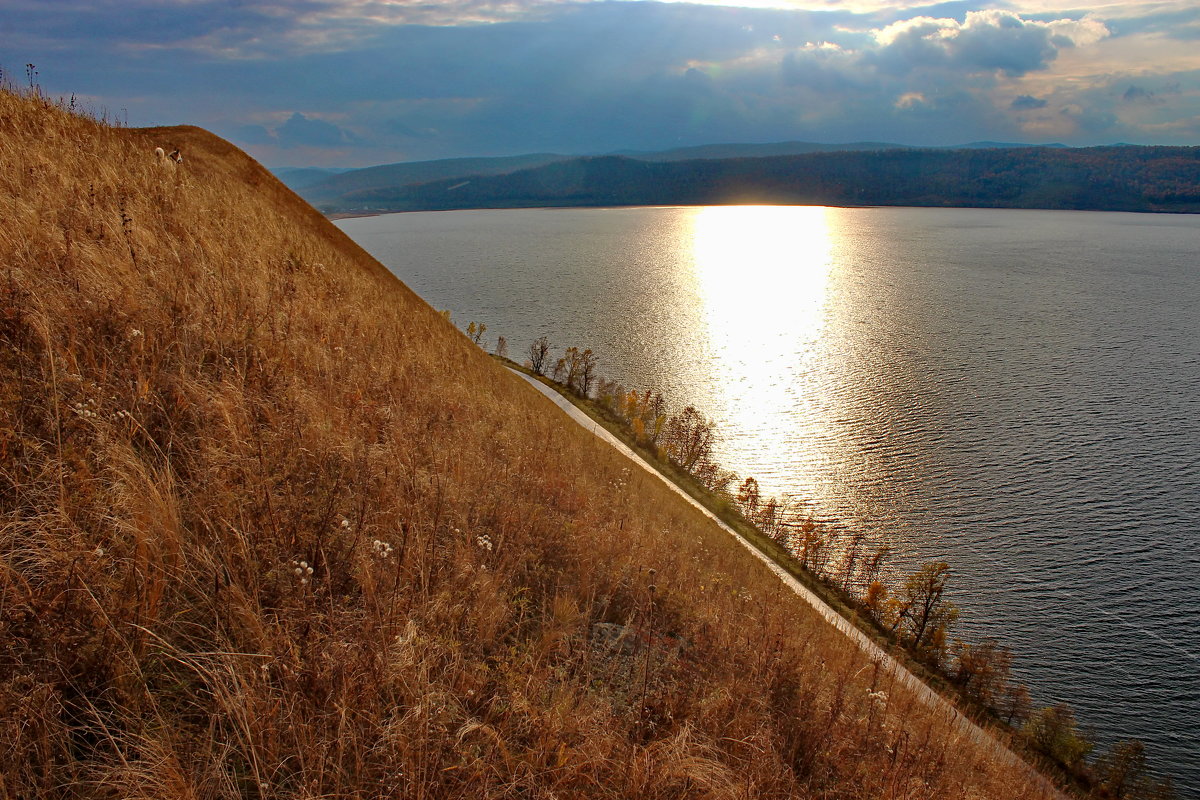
[3,0,1199,167]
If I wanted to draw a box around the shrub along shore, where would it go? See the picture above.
[484,330,1176,800]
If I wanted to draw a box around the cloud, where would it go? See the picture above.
[1011,94,1048,110]
[275,113,355,148]
[781,43,865,92]
[1059,102,1118,134]
[231,124,276,145]
[895,91,928,109]
[0,0,559,58]
[870,10,1105,78]
[384,118,440,140]
[5,0,1200,164]
[951,12,1061,75]
[1099,2,1200,41]
[1122,85,1157,104]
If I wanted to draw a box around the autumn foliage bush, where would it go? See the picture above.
[0,87,1062,798]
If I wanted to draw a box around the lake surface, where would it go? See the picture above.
[338,205,1200,793]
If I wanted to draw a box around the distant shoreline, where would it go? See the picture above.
[306,146,1200,217]
[324,211,384,220]
[325,201,1198,220]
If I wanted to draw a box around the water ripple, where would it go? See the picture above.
[339,206,1200,795]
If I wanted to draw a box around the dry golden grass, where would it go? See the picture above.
[0,87,1060,799]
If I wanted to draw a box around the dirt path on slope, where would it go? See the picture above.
[510,369,1066,799]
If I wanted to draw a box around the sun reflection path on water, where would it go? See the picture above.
[687,205,842,505]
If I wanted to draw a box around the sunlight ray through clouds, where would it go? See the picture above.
[4,0,1199,161]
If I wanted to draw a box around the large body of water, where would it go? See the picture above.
[338,206,1200,793]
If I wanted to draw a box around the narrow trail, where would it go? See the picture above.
[511,369,1068,800]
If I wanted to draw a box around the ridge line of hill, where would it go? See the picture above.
[275,138,1071,196]
[295,145,1200,215]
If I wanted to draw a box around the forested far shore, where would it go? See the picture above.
[308,146,1200,215]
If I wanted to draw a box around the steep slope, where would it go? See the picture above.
[0,89,1058,798]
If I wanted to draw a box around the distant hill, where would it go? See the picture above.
[272,166,354,190]
[611,139,1067,162]
[297,153,569,204]
[316,146,1200,214]
[957,141,1070,150]
[611,140,906,161]
[294,139,1077,211]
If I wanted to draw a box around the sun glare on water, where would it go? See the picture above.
[687,204,840,499]
[691,204,834,346]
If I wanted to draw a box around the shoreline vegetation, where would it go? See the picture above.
[0,81,1178,799]
[474,325,1177,800]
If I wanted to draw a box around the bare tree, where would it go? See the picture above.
[860,544,890,590]
[736,476,761,515]
[893,561,959,657]
[952,638,1013,708]
[796,516,825,572]
[576,348,598,397]
[557,346,599,397]
[839,530,868,592]
[1093,740,1173,800]
[999,683,1032,726]
[562,347,582,392]
[1023,705,1092,767]
[664,406,715,471]
[594,377,622,411]
[528,336,550,375]
[756,496,793,540]
[648,392,667,445]
[865,581,889,623]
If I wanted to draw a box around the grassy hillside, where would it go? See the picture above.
[0,88,1058,798]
